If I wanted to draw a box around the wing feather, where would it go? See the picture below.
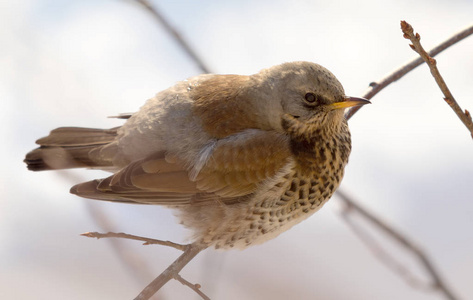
[71,129,292,205]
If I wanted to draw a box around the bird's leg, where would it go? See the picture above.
[81,232,208,300]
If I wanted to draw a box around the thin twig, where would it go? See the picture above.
[336,190,458,300]
[400,20,473,139]
[175,274,211,300]
[346,23,473,120]
[132,0,211,73]
[81,231,187,251]
[134,243,207,300]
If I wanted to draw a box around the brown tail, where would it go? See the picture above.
[24,127,119,171]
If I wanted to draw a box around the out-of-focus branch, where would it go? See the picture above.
[346,23,473,120]
[336,190,458,300]
[58,172,160,299]
[132,0,211,74]
[401,20,473,139]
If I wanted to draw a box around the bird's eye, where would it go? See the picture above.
[304,92,318,103]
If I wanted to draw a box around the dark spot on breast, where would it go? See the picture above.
[298,188,306,199]
[331,149,337,160]
[298,199,307,206]
[318,146,327,162]
[289,181,298,192]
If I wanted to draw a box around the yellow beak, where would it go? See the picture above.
[329,97,371,110]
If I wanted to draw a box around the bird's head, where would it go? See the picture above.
[252,61,370,137]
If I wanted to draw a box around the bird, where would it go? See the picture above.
[24,61,370,250]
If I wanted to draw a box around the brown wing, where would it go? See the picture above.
[195,130,291,197]
[71,130,292,205]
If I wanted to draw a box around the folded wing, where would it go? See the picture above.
[71,130,292,206]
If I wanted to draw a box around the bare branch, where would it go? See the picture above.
[132,0,211,73]
[336,190,458,300]
[400,20,473,139]
[81,231,187,251]
[346,23,473,120]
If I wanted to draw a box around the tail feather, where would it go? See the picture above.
[24,127,118,171]
[36,127,118,146]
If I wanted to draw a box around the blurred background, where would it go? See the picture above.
[2,0,473,299]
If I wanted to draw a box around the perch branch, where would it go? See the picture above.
[82,231,208,300]
[401,20,473,139]
[336,190,458,300]
[346,23,473,120]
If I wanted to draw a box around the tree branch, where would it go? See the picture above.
[336,190,458,300]
[400,20,473,139]
[346,23,473,120]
